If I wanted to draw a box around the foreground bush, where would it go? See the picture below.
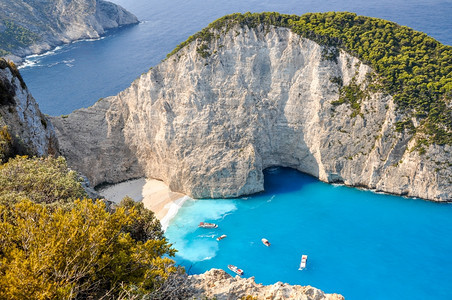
[118,196,164,242]
[0,199,177,299]
[0,155,87,206]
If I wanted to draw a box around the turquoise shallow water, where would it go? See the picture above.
[165,167,452,299]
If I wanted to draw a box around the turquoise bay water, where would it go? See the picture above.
[165,168,452,299]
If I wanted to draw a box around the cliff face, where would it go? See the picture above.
[51,24,451,201]
[186,268,344,300]
[0,59,58,159]
[0,0,138,59]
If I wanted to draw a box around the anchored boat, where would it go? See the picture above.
[299,254,308,270]
[217,234,227,241]
[261,238,271,246]
[198,222,218,228]
[228,264,244,276]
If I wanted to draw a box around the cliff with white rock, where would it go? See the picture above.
[0,58,58,160]
[51,13,451,201]
[186,268,344,300]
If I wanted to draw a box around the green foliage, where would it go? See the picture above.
[330,76,343,87]
[117,196,164,242]
[0,126,30,163]
[0,199,177,299]
[321,46,339,62]
[0,19,39,55]
[331,79,366,117]
[197,43,210,58]
[0,126,13,163]
[411,137,429,154]
[0,156,87,206]
[167,12,452,146]
[395,119,415,133]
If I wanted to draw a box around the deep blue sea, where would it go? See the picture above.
[17,1,452,299]
[19,0,451,115]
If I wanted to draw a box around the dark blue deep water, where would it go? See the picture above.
[20,0,451,115]
[17,1,452,299]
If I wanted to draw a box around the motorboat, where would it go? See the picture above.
[217,234,227,241]
[261,238,271,246]
[299,254,308,270]
[228,264,244,276]
[198,222,218,228]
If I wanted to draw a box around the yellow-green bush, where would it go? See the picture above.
[0,155,87,206]
[0,199,177,299]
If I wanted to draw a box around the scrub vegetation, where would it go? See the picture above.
[0,156,179,299]
[0,19,39,56]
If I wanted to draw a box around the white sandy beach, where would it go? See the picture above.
[97,178,188,230]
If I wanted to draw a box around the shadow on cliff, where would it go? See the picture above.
[263,167,318,195]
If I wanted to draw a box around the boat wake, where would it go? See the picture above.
[72,36,106,44]
[201,256,213,261]
[47,58,75,68]
[197,234,216,238]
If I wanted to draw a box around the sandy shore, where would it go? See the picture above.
[97,178,188,230]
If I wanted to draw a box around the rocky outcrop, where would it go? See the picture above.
[51,23,451,201]
[186,269,343,300]
[0,58,58,159]
[0,0,138,60]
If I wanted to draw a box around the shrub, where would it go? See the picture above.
[0,199,177,299]
[0,155,87,206]
[117,196,164,242]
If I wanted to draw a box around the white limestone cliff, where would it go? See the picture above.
[186,268,344,300]
[51,24,451,201]
[0,59,58,157]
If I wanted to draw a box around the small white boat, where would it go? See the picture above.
[299,254,308,270]
[228,264,244,276]
[198,222,218,228]
[217,234,227,241]
[261,238,271,246]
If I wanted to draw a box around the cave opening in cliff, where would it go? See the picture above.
[262,166,318,195]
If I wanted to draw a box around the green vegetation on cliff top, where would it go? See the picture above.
[168,12,452,146]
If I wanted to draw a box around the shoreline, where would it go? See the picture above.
[97,178,188,231]
[10,23,139,68]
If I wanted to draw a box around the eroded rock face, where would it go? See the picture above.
[51,24,451,201]
[187,268,344,300]
[0,59,58,157]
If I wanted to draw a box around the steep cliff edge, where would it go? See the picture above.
[51,13,451,201]
[0,58,58,160]
[0,0,138,60]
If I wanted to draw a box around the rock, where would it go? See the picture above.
[0,58,58,158]
[186,269,344,300]
[51,23,451,201]
[0,0,138,59]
